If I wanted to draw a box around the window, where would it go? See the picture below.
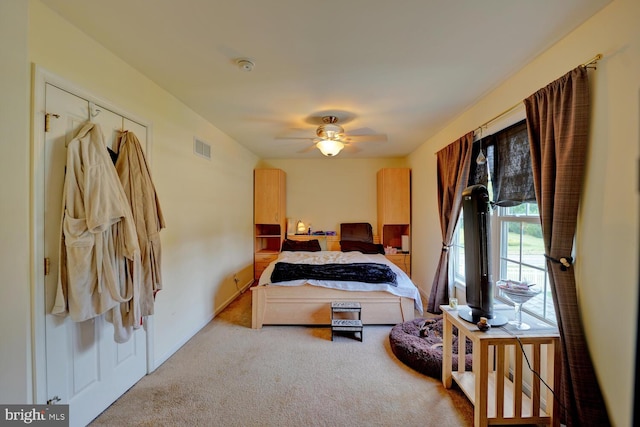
[452,203,555,324]
[452,119,556,325]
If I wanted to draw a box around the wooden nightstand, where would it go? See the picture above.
[254,252,278,280]
[385,253,411,276]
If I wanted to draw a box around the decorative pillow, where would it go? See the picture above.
[340,240,385,254]
[281,239,321,252]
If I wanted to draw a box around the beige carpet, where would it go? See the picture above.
[90,290,474,426]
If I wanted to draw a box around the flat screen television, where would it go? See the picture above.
[458,185,507,326]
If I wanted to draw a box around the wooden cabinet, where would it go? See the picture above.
[254,168,285,224]
[377,168,410,225]
[377,168,411,275]
[254,169,286,280]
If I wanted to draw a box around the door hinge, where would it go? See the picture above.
[44,113,60,132]
[44,257,51,276]
[46,396,61,405]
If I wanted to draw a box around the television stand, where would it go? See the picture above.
[458,304,508,326]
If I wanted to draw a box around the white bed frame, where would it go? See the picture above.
[251,284,416,329]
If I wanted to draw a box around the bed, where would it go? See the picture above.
[251,247,423,329]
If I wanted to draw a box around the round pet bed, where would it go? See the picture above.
[389,318,473,380]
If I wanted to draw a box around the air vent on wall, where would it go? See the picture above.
[194,137,211,160]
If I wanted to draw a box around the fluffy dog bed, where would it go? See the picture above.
[389,318,473,380]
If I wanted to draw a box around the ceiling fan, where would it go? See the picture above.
[277,115,387,157]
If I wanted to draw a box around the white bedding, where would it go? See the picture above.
[258,251,423,314]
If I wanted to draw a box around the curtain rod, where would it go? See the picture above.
[472,53,603,134]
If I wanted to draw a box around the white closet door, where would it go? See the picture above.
[43,84,147,427]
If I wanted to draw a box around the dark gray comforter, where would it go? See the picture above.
[271,262,397,286]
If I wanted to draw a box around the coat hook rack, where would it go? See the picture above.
[89,102,101,118]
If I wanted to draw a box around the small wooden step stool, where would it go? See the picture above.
[331,301,363,342]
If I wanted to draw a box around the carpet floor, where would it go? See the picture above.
[90,290,474,426]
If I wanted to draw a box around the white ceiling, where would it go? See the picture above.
[40,0,609,159]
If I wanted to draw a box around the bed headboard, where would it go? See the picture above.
[325,234,380,251]
[340,223,374,243]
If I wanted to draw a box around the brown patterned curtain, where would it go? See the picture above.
[427,132,473,314]
[524,66,610,426]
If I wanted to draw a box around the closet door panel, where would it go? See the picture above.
[43,84,147,427]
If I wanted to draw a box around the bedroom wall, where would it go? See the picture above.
[408,0,640,425]
[0,1,31,404]
[260,157,407,240]
[27,0,258,372]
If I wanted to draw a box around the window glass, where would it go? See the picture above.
[497,204,555,323]
[504,221,522,262]
[452,212,465,282]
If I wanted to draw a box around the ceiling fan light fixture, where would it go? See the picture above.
[316,123,344,139]
[316,139,344,157]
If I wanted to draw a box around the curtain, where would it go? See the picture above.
[524,66,610,426]
[492,120,536,206]
[468,120,536,207]
[427,132,473,314]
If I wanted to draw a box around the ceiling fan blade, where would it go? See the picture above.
[341,134,388,143]
[297,144,318,154]
[346,127,375,134]
[275,136,315,141]
[340,125,388,143]
[275,127,318,141]
[342,144,362,154]
[275,136,314,141]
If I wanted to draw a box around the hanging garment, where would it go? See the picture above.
[52,122,142,343]
[114,130,166,316]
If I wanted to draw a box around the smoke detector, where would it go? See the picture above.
[236,59,255,72]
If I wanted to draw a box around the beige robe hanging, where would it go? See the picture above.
[114,130,165,316]
[52,123,142,343]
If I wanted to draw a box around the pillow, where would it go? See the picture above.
[340,240,385,254]
[281,239,321,252]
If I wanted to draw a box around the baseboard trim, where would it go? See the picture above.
[152,279,254,370]
[215,279,254,317]
[152,313,214,370]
